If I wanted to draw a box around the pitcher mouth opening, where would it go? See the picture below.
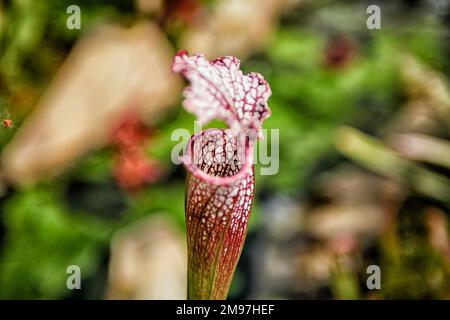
[182,128,254,186]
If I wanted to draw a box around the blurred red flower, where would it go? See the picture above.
[3,119,13,128]
[111,114,162,190]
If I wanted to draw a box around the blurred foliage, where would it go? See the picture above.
[0,186,111,298]
[249,28,401,192]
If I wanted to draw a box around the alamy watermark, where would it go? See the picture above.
[171,121,279,176]
[66,5,81,30]
[366,5,381,30]
[366,265,381,290]
[66,265,81,290]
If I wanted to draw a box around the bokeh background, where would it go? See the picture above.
[0,0,449,299]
